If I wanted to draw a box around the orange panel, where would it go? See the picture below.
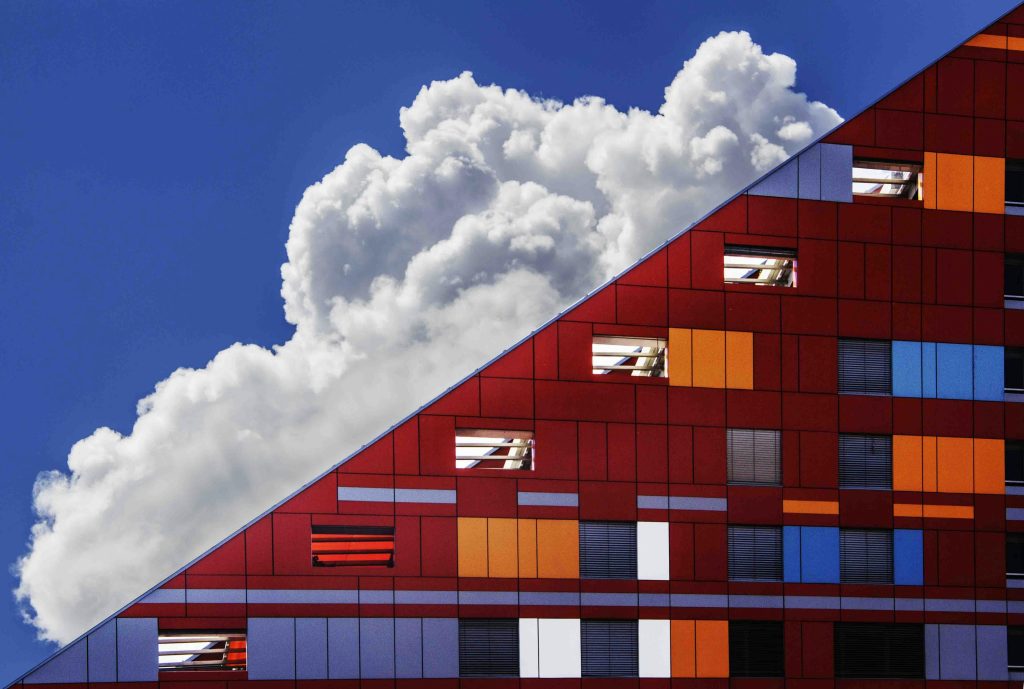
[487,518,518,578]
[893,435,923,492]
[517,519,538,578]
[974,438,1005,495]
[936,153,973,212]
[668,328,693,387]
[536,519,579,578]
[457,517,488,577]
[923,152,937,210]
[974,156,1005,214]
[670,620,696,678]
[1010,36,1024,51]
[894,503,924,518]
[693,329,726,388]
[937,436,973,493]
[725,331,754,390]
[923,504,974,519]
[966,34,1008,49]
[782,499,839,515]
[695,620,729,678]
[922,436,938,493]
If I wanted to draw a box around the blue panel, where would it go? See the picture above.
[783,526,801,582]
[87,620,117,683]
[117,617,158,681]
[328,618,360,679]
[422,618,459,678]
[820,143,853,202]
[892,341,922,397]
[360,617,395,678]
[296,618,328,680]
[24,638,87,684]
[798,144,821,200]
[974,345,1005,401]
[939,625,976,679]
[894,529,924,585]
[922,342,937,398]
[248,617,296,680]
[937,344,973,399]
[977,625,1009,680]
[924,624,941,680]
[395,618,423,678]
[749,158,798,198]
[801,527,839,583]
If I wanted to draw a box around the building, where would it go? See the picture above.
[12,4,1024,687]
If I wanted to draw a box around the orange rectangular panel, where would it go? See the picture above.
[937,436,973,493]
[974,156,1005,214]
[974,438,1005,495]
[894,503,924,518]
[725,330,754,390]
[692,329,726,388]
[922,504,974,519]
[922,436,938,493]
[536,519,579,578]
[517,519,538,578]
[782,499,839,515]
[670,619,696,678]
[487,518,518,578]
[966,34,1008,49]
[457,517,488,577]
[923,152,937,210]
[893,435,923,492]
[936,153,973,212]
[1010,36,1024,51]
[695,620,729,678]
[668,328,693,387]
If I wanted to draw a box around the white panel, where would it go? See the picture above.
[639,619,671,677]
[638,521,670,580]
[538,618,581,678]
[519,618,539,678]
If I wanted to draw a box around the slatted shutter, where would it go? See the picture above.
[834,623,924,678]
[838,434,892,489]
[727,429,781,484]
[728,621,784,677]
[458,619,519,677]
[727,526,782,581]
[581,620,638,677]
[840,529,893,583]
[579,521,637,579]
[838,339,891,395]
[311,525,395,567]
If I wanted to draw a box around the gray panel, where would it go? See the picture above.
[580,592,638,606]
[518,491,578,507]
[394,488,456,504]
[338,486,395,502]
[360,589,394,605]
[668,496,727,511]
[248,617,296,680]
[422,618,459,678]
[519,591,580,606]
[729,594,783,608]
[798,144,821,199]
[249,588,358,604]
[359,618,395,678]
[925,598,974,612]
[458,590,518,605]
[670,593,728,607]
[749,158,798,198]
[1008,507,1024,520]
[639,593,670,606]
[296,618,328,680]
[820,143,853,202]
[186,588,245,604]
[327,618,360,679]
[394,589,457,605]
[925,624,941,680]
[87,620,117,683]
[841,596,893,611]
[785,595,840,609]
[24,638,87,684]
[139,588,185,604]
[939,624,976,679]
[395,618,423,678]
[637,495,668,509]
[977,625,1009,680]
[117,617,158,682]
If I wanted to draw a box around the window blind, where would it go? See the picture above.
[838,338,891,395]
[834,623,924,678]
[727,429,781,484]
[838,434,892,489]
[840,529,893,584]
[729,621,784,677]
[728,525,782,581]
[581,619,638,677]
[579,521,637,579]
[1008,533,1024,576]
[458,619,519,677]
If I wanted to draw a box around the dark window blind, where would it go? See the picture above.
[1008,533,1024,576]
[840,529,893,584]
[834,623,924,678]
[1006,254,1024,298]
[729,621,784,677]
[1007,441,1024,484]
[1007,161,1024,205]
[838,339,891,395]
[579,521,637,579]
[581,619,638,677]
[1010,626,1024,669]
[458,619,519,677]
[728,525,782,581]
[1008,348,1024,392]
[839,434,892,489]
[727,429,781,484]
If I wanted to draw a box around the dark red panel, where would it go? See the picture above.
[839,491,892,529]
[838,204,891,244]
[824,109,875,146]
[668,387,726,428]
[726,390,782,429]
[607,422,637,482]
[798,431,837,489]
[637,386,668,425]
[975,531,1007,588]
[691,231,726,291]
[935,249,973,306]
[578,421,608,482]
[668,289,725,329]
[394,419,420,476]
[922,210,972,249]
[693,524,728,580]
[874,109,923,150]
[667,425,694,484]
[617,284,668,326]
[925,114,973,154]
[936,530,975,586]
[782,393,837,432]
[579,481,637,521]
[892,206,922,246]
[725,292,780,333]
[245,516,274,576]
[838,300,891,339]
[753,333,781,391]
[272,512,311,575]
[188,534,246,576]
[781,297,838,336]
[534,419,578,480]
[636,424,668,484]
[693,195,747,233]
[837,242,865,299]
[798,200,838,240]
[877,74,924,112]
[535,380,635,423]
[669,523,695,580]
[619,247,668,287]
[922,399,973,438]
[728,486,782,524]
[534,324,559,380]
[693,426,726,485]
[667,232,692,290]
[922,305,972,343]
[748,196,798,237]
[276,474,338,515]
[797,336,837,394]
[974,213,1004,252]
[416,415,452,476]
[891,302,922,341]
[797,239,838,298]
[557,320,593,382]
[893,397,923,435]
[974,251,1005,307]
[480,339,534,379]
[975,116,1006,157]
[457,477,516,517]
[864,244,892,302]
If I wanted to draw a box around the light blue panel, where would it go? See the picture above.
[24,639,87,684]
[922,342,938,398]
[422,618,459,678]
[328,618,360,679]
[749,158,799,198]
[939,625,977,679]
[248,617,296,680]
[977,625,1009,680]
[925,624,941,680]
[801,527,839,583]
[894,529,924,586]
[937,344,973,399]
[117,617,158,681]
[892,341,922,397]
[296,618,328,680]
[360,617,395,678]
[974,345,1005,401]
[87,620,117,683]
[798,144,821,199]
[783,526,801,582]
[820,143,853,202]
[395,618,423,678]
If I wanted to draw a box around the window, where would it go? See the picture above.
[729,622,784,677]
[1008,441,1024,486]
[834,623,924,678]
[1010,626,1024,672]
[1006,255,1024,302]
[852,159,922,200]
[838,338,892,395]
[311,524,394,567]
[840,529,893,584]
[581,619,638,677]
[1008,533,1024,578]
[158,631,246,671]
[728,525,782,581]
[592,335,667,377]
[724,245,796,287]
[727,429,781,485]
[839,434,892,489]
[579,521,637,579]
[455,430,533,470]
[1007,349,1024,393]
[458,619,519,677]
[1007,160,1024,207]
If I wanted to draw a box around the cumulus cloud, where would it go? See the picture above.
[14,30,840,645]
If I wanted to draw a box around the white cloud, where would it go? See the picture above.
[14,30,840,645]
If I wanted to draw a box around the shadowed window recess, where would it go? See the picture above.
[723,245,796,287]
[730,621,784,677]
[455,429,534,470]
[158,630,247,671]
[834,623,924,678]
[1007,349,1024,394]
[852,159,923,199]
[311,524,395,567]
[1010,626,1024,672]
[1007,160,1024,208]
[1006,254,1024,303]
[1007,440,1024,486]
[591,335,666,377]
[458,619,519,677]
[1008,533,1024,578]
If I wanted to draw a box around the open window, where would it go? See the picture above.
[724,245,796,287]
[311,524,395,567]
[852,159,922,200]
[592,335,666,377]
[1007,160,1024,210]
[158,630,246,671]
[455,429,534,470]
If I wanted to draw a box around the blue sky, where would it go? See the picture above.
[0,0,1017,682]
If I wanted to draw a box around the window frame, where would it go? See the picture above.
[723,244,797,288]
[852,159,923,200]
[455,429,534,471]
[311,524,395,568]
[158,630,247,672]
[591,335,667,378]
